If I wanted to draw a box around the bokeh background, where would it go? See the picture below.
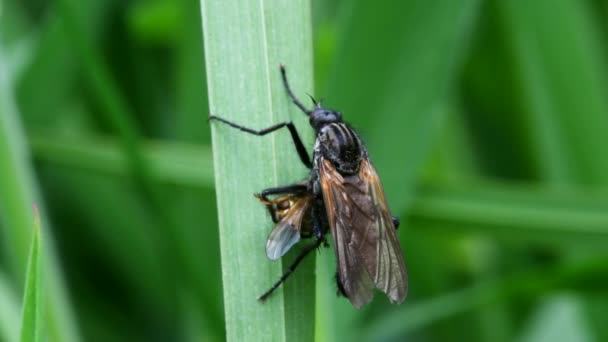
[2,0,608,341]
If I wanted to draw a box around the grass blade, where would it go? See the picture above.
[201,0,314,340]
[19,206,43,342]
[0,47,79,342]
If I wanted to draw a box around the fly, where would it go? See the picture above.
[209,65,407,308]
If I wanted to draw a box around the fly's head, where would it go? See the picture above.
[309,104,342,131]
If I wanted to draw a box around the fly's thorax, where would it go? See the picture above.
[316,123,363,175]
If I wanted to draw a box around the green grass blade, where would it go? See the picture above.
[201,0,314,340]
[0,48,80,342]
[19,206,43,342]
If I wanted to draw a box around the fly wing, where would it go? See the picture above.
[265,194,312,260]
[359,159,408,303]
[319,158,407,308]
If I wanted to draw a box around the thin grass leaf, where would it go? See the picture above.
[201,0,314,340]
[19,206,43,342]
[0,47,80,342]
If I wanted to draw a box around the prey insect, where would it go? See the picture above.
[209,65,407,308]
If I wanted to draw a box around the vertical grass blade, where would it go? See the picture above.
[201,0,314,341]
[0,50,79,342]
[19,206,43,342]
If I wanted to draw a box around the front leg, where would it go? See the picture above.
[209,115,312,168]
[255,183,309,224]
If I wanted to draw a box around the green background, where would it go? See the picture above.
[2,0,608,341]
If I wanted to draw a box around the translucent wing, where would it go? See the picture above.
[258,192,313,260]
[319,158,407,308]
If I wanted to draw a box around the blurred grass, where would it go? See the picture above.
[2,0,608,341]
[0,271,20,342]
[29,133,214,188]
[0,46,79,342]
[362,253,608,341]
[498,0,608,184]
[412,182,608,239]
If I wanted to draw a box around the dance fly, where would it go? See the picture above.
[209,65,407,308]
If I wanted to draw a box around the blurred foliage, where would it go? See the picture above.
[0,0,607,341]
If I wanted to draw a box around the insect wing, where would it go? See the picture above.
[319,158,407,308]
[265,193,312,260]
[359,158,408,302]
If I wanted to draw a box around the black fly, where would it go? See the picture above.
[209,65,407,308]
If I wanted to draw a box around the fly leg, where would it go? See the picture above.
[254,183,308,224]
[209,115,312,168]
[256,183,307,202]
[258,238,323,302]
